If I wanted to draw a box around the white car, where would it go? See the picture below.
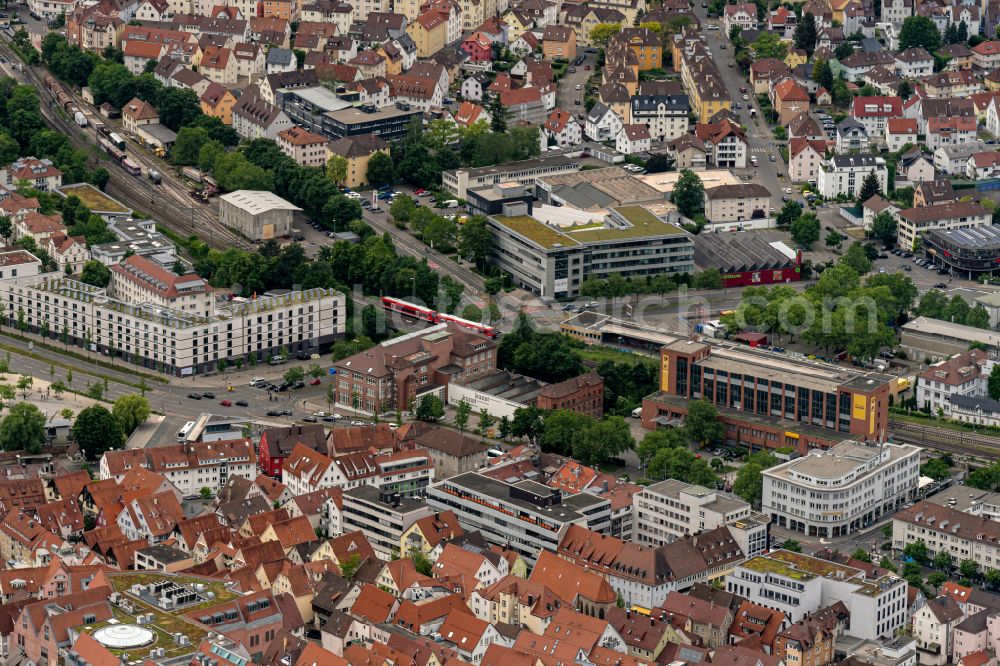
[783,187,792,194]
[313,411,327,417]
[332,413,342,420]
[351,420,365,426]
[742,94,749,100]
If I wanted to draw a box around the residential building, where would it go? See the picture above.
[276,126,328,168]
[762,440,921,539]
[835,117,869,153]
[895,201,991,252]
[727,549,908,640]
[633,479,751,545]
[850,96,903,136]
[817,154,888,199]
[342,485,433,559]
[232,89,294,140]
[912,595,965,665]
[99,440,256,496]
[629,94,689,142]
[885,117,918,152]
[704,184,770,223]
[926,116,977,151]
[934,140,988,175]
[109,255,213,316]
[325,134,391,189]
[722,3,757,34]
[694,119,748,169]
[789,138,827,183]
[1,158,62,192]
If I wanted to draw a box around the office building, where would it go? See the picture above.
[218,190,300,242]
[642,338,894,453]
[762,440,920,538]
[1,269,344,376]
[466,182,535,217]
[442,156,579,199]
[487,205,694,299]
[727,549,909,640]
[278,87,423,142]
[342,485,433,559]
[426,471,611,564]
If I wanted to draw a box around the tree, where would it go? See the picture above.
[988,364,1000,401]
[366,151,395,187]
[871,211,897,244]
[510,405,544,444]
[79,260,111,287]
[841,242,873,274]
[685,400,724,448]
[0,216,11,247]
[198,140,226,173]
[539,410,593,455]
[933,550,954,572]
[415,394,445,422]
[326,155,348,185]
[882,524,893,539]
[637,427,688,467]
[454,398,471,433]
[283,366,306,384]
[812,58,834,91]
[753,32,788,60]
[927,572,947,592]
[340,553,362,579]
[794,12,818,55]
[692,269,723,290]
[200,487,212,500]
[172,126,211,166]
[573,417,635,467]
[497,415,511,440]
[112,394,150,435]
[73,405,124,459]
[458,216,493,269]
[15,375,31,398]
[899,16,942,51]
[155,88,201,132]
[780,539,802,552]
[967,304,991,330]
[671,169,705,218]
[903,539,929,565]
[776,200,803,228]
[857,170,884,204]
[487,94,509,133]
[825,230,844,249]
[917,289,949,319]
[87,61,135,108]
[921,457,951,481]
[475,408,494,437]
[790,213,821,248]
[960,559,979,579]
[647,445,717,486]
[589,23,622,48]
[733,462,765,505]
[0,403,45,453]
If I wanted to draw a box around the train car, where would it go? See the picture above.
[98,137,126,163]
[438,312,497,338]
[108,132,127,150]
[56,92,72,110]
[121,158,141,176]
[43,74,56,90]
[181,166,204,183]
[381,296,438,324]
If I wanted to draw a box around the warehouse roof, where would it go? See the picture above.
[692,233,796,273]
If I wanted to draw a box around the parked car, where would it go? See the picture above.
[202,392,215,399]
[219,399,232,407]
[187,393,202,400]
[934,282,947,288]
[235,399,249,407]
[309,378,322,385]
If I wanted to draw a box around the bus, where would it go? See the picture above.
[176,421,195,441]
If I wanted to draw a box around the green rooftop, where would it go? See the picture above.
[493,215,580,250]
[57,183,130,214]
[570,206,686,242]
[742,549,863,582]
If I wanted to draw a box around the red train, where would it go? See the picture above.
[381,296,497,338]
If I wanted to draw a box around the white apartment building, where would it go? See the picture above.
[895,201,991,252]
[916,349,988,416]
[817,155,888,199]
[100,440,255,496]
[282,444,434,499]
[633,479,770,559]
[109,255,214,317]
[342,485,433,559]
[0,273,344,376]
[634,479,750,545]
[762,440,921,539]
[727,550,909,641]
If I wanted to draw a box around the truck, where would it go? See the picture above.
[750,155,758,167]
[442,199,459,208]
[73,111,87,127]
[148,168,162,184]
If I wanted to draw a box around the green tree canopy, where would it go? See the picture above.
[73,405,124,460]
[671,169,705,218]
[0,402,46,453]
[112,394,150,435]
[899,16,942,51]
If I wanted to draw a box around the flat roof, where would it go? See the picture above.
[635,169,744,193]
[458,155,577,179]
[325,104,421,124]
[491,206,687,250]
[285,85,353,112]
[924,224,1000,250]
[439,471,608,521]
[903,316,1000,346]
[741,549,864,582]
[571,206,686,241]
[492,215,580,250]
[765,440,918,484]
[56,183,131,213]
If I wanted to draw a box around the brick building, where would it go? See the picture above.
[642,338,893,454]
[536,371,605,418]
[258,424,328,478]
[333,323,497,415]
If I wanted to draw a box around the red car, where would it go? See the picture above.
[309,378,322,386]
[414,188,426,194]
[219,399,232,407]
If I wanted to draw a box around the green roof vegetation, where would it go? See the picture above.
[741,555,818,582]
[493,215,580,249]
[57,183,130,213]
[494,207,686,250]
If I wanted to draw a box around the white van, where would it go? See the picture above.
[487,448,504,458]
[631,407,642,418]
[177,421,195,441]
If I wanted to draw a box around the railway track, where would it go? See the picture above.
[0,36,249,251]
[889,419,1000,461]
